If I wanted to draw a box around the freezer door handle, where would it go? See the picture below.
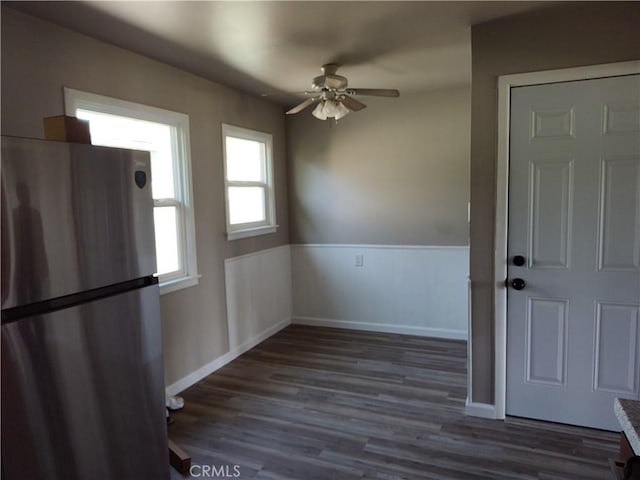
[1,276,158,325]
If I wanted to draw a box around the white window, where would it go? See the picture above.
[222,124,277,240]
[64,88,198,294]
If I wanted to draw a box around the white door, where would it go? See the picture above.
[506,74,640,431]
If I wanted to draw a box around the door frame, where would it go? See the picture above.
[493,60,640,420]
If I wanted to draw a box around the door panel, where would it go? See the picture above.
[529,159,573,268]
[603,104,640,134]
[526,298,568,385]
[593,303,639,394]
[598,157,640,271]
[531,107,574,139]
[507,74,640,431]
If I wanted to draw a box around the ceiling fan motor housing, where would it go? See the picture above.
[312,73,348,91]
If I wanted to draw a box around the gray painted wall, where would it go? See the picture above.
[1,7,290,386]
[287,87,471,246]
[469,2,640,404]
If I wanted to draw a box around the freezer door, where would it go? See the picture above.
[1,136,157,309]
[1,285,168,480]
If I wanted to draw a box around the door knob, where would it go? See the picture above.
[511,278,526,290]
[513,255,526,267]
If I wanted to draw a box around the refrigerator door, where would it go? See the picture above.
[1,136,157,309]
[1,285,168,480]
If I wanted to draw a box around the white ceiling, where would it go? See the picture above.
[6,1,553,107]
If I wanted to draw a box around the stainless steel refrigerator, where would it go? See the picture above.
[1,136,169,479]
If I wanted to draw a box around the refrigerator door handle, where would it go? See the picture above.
[1,276,158,325]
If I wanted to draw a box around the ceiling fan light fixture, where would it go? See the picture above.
[311,101,328,120]
[334,101,351,120]
[322,99,340,118]
[311,99,351,121]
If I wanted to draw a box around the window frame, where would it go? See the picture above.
[221,124,277,241]
[64,87,199,294]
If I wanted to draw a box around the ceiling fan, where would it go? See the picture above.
[286,64,400,121]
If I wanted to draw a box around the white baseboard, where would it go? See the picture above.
[165,317,291,397]
[465,398,498,419]
[292,316,467,340]
[232,317,291,359]
[165,350,236,398]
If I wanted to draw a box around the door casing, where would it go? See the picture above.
[491,60,640,421]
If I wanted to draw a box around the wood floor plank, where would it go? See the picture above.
[168,325,618,479]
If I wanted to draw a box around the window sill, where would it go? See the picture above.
[227,225,278,241]
[159,274,200,295]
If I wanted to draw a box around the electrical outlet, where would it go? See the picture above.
[355,254,364,267]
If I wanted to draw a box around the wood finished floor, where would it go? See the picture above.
[168,325,618,480]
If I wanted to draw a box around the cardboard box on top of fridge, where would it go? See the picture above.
[43,115,91,144]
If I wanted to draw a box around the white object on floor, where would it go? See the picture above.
[166,395,184,411]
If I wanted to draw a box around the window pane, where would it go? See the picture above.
[153,206,180,275]
[225,136,264,182]
[76,109,175,199]
[149,149,175,200]
[228,186,266,225]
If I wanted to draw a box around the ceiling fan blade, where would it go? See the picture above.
[340,95,367,112]
[346,88,400,97]
[286,97,317,114]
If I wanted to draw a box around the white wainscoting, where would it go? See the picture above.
[166,245,292,396]
[225,245,293,351]
[291,244,469,339]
